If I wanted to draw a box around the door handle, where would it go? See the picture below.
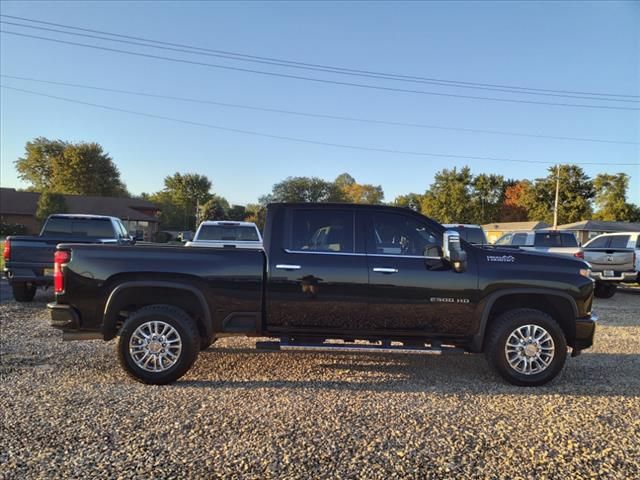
[372,267,399,273]
[275,264,302,270]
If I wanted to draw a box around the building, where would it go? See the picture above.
[557,220,640,245]
[0,188,160,239]
[482,221,551,244]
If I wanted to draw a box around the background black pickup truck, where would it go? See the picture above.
[49,203,597,386]
[3,214,134,302]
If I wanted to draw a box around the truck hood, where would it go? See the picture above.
[476,245,589,270]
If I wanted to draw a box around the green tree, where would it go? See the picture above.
[593,173,634,221]
[36,191,68,223]
[392,193,424,211]
[158,173,213,230]
[16,137,128,196]
[245,203,267,230]
[260,176,346,203]
[522,165,594,224]
[199,195,230,221]
[227,205,247,221]
[470,173,505,224]
[421,166,474,223]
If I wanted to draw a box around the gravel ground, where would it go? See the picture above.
[1,289,639,479]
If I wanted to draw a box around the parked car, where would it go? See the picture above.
[582,232,639,298]
[442,224,487,245]
[493,230,583,258]
[3,214,134,302]
[48,203,596,387]
[185,221,262,249]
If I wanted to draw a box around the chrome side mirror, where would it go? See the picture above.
[443,230,467,273]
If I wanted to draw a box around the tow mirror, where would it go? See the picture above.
[443,230,467,273]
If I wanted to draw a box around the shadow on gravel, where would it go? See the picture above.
[180,349,640,397]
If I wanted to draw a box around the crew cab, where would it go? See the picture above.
[48,203,596,386]
[582,232,639,298]
[493,230,582,258]
[3,214,134,302]
[185,221,262,249]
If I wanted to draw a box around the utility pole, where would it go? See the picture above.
[553,164,560,229]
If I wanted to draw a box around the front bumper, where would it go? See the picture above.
[590,271,637,283]
[48,302,80,330]
[573,312,597,354]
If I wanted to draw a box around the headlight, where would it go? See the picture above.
[579,268,591,278]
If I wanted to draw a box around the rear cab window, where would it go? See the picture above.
[197,225,260,242]
[43,217,116,238]
[534,232,577,247]
[609,235,630,248]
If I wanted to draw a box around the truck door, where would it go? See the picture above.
[266,207,372,333]
[363,211,478,336]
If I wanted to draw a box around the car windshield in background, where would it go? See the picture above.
[449,227,485,244]
[198,225,260,241]
[43,217,114,237]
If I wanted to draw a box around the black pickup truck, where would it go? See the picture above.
[49,203,596,386]
[3,214,134,302]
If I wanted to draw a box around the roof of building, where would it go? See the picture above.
[482,221,551,231]
[557,220,640,232]
[0,188,159,222]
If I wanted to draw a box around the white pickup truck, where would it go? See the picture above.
[582,232,639,298]
[493,230,583,259]
[185,221,263,249]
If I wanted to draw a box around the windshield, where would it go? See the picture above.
[197,225,260,242]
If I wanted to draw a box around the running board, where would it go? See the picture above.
[256,339,464,355]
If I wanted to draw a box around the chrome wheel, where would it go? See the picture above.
[505,324,555,375]
[129,321,182,372]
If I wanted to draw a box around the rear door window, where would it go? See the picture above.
[291,210,354,253]
[609,235,630,248]
[511,233,528,245]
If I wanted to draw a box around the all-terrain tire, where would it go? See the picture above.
[594,282,617,299]
[117,304,200,385]
[485,308,567,386]
[12,282,36,302]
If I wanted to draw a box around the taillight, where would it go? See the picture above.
[54,250,71,293]
[2,239,10,262]
[574,251,584,260]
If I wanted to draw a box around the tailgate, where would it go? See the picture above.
[584,249,635,270]
[6,237,58,265]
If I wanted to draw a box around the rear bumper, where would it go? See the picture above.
[590,271,637,283]
[5,265,53,286]
[48,303,80,330]
[573,312,597,353]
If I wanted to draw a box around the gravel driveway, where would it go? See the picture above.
[1,291,639,479]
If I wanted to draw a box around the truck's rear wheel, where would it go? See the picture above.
[12,282,36,302]
[485,309,567,386]
[594,282,617,299]
[118,305,199,385]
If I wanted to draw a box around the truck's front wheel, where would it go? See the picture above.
[12,282,36,302]
[118,305,199,385]
[485,309,567,386]
[594,282,617,299]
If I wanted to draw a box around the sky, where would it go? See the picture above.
[1,1,639,206]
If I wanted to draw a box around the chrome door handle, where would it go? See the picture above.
[275,264,302,270]
[372,267,399,273]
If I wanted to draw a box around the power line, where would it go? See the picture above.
[3,74,637,146]
[2,18,638,104]
[2,84,637,167]
[2,13,638,100]
[3,29,639,112]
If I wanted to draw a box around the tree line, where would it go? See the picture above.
[12,137,640,231]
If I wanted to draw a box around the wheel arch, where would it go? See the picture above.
[102,281,213,342]
[471,289,578,352]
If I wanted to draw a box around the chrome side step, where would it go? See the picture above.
[256,339,464,355]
